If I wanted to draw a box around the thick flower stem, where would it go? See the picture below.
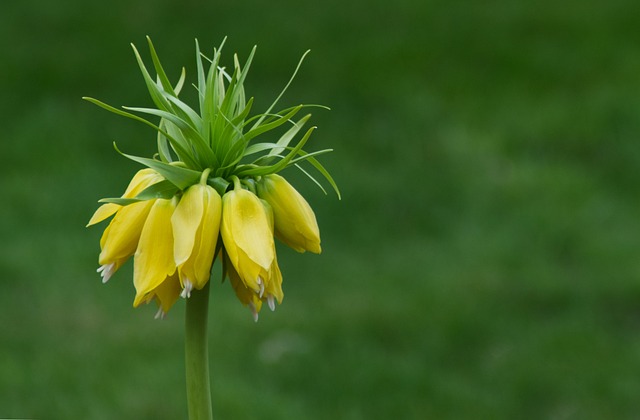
[185,280,213,420]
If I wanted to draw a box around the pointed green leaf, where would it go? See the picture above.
[296,149,341,199]
[114,143,201,190]
[135,179,180,200]
[237,126,315,177]
[294,163,327,195]
[146,36,176,96]
[98,197,141,206]
[251,50,310,130]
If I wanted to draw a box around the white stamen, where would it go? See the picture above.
[181,279,194,299]
[249,302,259,322]
[154,308,165,320]
[97,263,116,284]
[257,276,265,298]
[267,295,276,311]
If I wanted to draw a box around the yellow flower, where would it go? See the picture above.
[87,168,162,227]
[96,201,156,282]
[149,273,182,319]
[256,174,321,254]
[89,169,164,283]
[221,186,275,296]
[223,246,284,322]
[133,197,178,310]
[172,183,222,297]
[224,251,263,321]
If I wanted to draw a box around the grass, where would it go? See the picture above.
[2,0,640,418]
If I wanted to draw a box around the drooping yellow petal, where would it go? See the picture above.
[256,174,321,254]
[133,197,177,307]
[221,188,274,293]
[224,251,263,321]
[87,168,163,227]
[191,186,222,286]
[172,184,222,291]
[98,199,156,269]
[172,184,205,266]
[265,256,284,306]
[152,273,182,315]
[87,203,122,227]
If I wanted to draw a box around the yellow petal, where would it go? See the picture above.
[224,251,263,320]
[221,188,274,292]
[173,184,222,290]
[152,273,182,314]
[133,198,177,307]
[265,256,284,305]
[257,174,321,253]
[99,199,156,267]
[87,168,163,227]
[121,168,163,197]
[191,186,222,286]
[172,184,205,267]
[87,203,121,227]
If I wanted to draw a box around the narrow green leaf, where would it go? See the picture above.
[131,44,172,112]
[146,36,176,96]
[175,67,187,95]
[289,148,333,164]
[294,163,327,195]
[243,142,280,157]
[251,50,310,130]
[157,120,172,163]
[195,39,206,113]
[114,143,201,190]
[83,97,198,168]
[237,126,315,177]
[296,149,341,199]
[243,105,303,144]
[135,179,180,200]
[98,197,141,205]
[163,95,203,131]
[123,106,215,166]
[266,114,311,158]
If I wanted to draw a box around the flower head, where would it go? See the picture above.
[172,172,222,297]
[86,38,338,319]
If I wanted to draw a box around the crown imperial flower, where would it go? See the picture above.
[172,171,222,298]
[86,38,339,320]
[257,173,321,254]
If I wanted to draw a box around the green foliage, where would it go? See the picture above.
[83,37,339,200]
[3,0,640,419]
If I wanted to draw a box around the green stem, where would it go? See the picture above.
[185,280,213,420]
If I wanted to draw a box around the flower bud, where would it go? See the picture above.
[221,186,275,294]
[133,197,178,308]
[91,169,164,283]
[257,174,321,253]
[172,183,222,296]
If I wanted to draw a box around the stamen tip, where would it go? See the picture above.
[154,308,165,320]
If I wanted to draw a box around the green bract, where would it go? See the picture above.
[84,37,340,202]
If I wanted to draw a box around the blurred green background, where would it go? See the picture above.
[2,0,640,418]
